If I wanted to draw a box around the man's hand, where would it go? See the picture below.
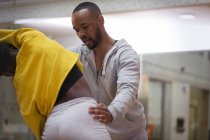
[88,103,113,124]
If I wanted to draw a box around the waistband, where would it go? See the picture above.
[52,97,96,113]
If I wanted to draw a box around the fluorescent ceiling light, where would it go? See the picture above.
[179,14,195,19]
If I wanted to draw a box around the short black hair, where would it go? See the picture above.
[72,2,102,16]
[0,42,13,75]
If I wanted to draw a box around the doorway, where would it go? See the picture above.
[189,87,209,140]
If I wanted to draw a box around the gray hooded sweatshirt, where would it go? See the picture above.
[70,39,147,140]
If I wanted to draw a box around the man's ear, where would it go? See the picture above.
[98,15,104,25]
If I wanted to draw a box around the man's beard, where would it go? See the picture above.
[89,27,100,50]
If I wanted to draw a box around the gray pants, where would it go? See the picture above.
[42,97,111,140]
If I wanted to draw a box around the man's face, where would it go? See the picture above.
[72,9,101,50]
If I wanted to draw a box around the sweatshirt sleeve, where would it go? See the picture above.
[107,48,141,121]
[0,28,48,49]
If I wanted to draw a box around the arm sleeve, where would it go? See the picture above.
[24,113,46,140]
[108,49,141,121]
[0,28,48,49]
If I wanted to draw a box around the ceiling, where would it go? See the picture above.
[0,0,51,5]
[6,4,210,54]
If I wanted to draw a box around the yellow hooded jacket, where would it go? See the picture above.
[0,28,83,139]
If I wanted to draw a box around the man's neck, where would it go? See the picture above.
[93,37,115,71]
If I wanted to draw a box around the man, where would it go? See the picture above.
[0,28,111,140]
[71,2,148,140]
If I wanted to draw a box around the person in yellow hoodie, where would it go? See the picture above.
[0,28,111,140]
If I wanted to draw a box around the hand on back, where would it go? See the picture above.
[89,103,113,124]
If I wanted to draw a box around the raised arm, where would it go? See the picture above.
[0,28,53,50]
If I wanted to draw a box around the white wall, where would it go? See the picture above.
[143,52,210,90]
[52,35,82,49]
